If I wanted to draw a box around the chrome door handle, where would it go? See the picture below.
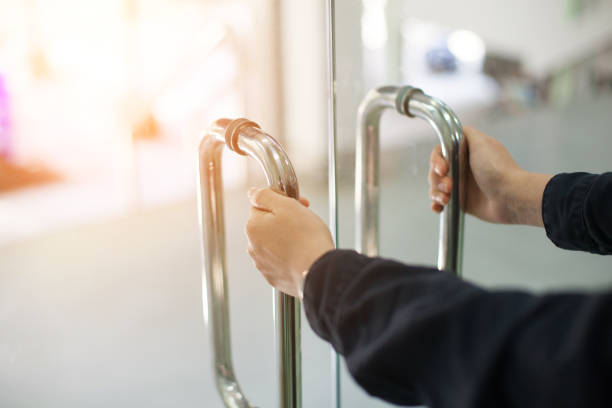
[198,118,301,408]
[355,86,466,274]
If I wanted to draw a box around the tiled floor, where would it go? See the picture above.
[0,96,611,407]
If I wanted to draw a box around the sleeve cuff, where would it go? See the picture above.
[303,249,370,351]
[542,173,598,252]
[541,173,558,245]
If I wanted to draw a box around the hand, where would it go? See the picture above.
[246,188,334,298]
[428,126,551,226]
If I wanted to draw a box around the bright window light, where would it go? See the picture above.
[361,0,387,50]
[447,29,486,64]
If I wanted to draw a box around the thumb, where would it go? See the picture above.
[248,187,288,212]
[462,125,487,146]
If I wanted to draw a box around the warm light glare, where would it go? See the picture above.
[0,0,250,242]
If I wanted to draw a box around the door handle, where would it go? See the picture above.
[198,118,302,408]
[355,86,466,274]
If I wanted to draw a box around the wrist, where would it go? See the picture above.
[503,170,552,226]
[296,269,309,300]
[294,245,334,300]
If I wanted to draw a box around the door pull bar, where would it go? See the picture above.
[198,118,302,408]
[355,86,466,274]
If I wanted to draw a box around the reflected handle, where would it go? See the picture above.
[355,86,465,274]
[198,118,302,408]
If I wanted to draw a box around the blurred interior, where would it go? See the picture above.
[0,0,611,407]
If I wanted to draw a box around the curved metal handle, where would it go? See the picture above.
[198,118,302,408]
[355,86,466,274]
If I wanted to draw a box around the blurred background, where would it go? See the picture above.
[0,1,331,406]
[0,0,289,239]
[0,0,611,407]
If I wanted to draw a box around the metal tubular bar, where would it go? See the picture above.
[198,118,302,408]
[355,86,466,274]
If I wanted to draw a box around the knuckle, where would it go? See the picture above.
[252,188,266,202]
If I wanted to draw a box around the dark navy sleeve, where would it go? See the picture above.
[303,249,612,408]
[543,172,612,254]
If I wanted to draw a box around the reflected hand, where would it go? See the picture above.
[428,126,551,226]
[246,188,334,297]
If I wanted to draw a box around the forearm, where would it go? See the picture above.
[304,249,468,405]
[303,249,612,408]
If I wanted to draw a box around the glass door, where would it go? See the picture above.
[329,0,612,406]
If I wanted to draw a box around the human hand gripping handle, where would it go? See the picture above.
[246,187,335,298]
[429,126,552,226]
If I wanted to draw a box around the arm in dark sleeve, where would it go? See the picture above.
[304,249,612,408]
[543,172,612,254]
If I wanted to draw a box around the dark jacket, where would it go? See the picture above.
[303,172,612,408]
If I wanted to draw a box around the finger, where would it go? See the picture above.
[429,185,450,201]
[248,187,287,212]
[429,187,444,210]
[245,208,267,239]
[246,203,273,226]
[298,197,310,207]
[462,125,481,140]
[437,176,453,194]
[428,165,443,187]
[430,191,450,205]
[429,145,448,176]
[431,202,444,213]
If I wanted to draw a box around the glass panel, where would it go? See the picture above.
[282,1,334,406]
[331,0,612,406]
[0,0,333,407]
